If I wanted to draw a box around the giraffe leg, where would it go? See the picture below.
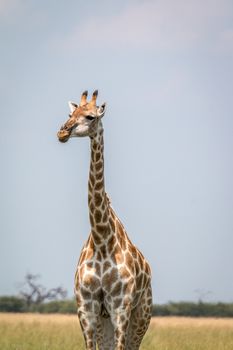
[126,284,152,350]
[78,309,99,350]
[110,307,131,350]
[96,316,114,350]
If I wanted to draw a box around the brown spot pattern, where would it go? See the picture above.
[103,260,111,272]
[94,192,102,207]
[94,180,104,191]
[112,281,122,297]
[96,224,110,239]
[94,209,102,223]
[95,161,102,172]
[102,268,118,290]
[95,152,101,162]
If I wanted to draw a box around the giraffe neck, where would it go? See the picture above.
[88,122,110,245]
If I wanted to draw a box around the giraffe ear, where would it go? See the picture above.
[68,101,78,113]
[97,103,106,118]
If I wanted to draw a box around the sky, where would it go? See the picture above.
[0,0,233,304]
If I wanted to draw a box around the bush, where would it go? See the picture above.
[152,302,233,317]
[29,300,77,314]
[0,296,26,312]
[1,296,233,317]
[0,296,77,314]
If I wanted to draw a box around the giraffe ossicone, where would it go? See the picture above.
[57,90,152,350]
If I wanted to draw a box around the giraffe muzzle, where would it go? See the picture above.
[57,129,71,143]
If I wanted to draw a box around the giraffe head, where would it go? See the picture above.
[57,90,106,143]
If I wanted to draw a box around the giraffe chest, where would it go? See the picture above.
[75,246,150,312]
[76,260,130,316]
[76,253,124,291]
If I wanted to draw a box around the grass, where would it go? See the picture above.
[0,313,233,350]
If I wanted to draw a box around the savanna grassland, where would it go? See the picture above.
[0,313,233,350]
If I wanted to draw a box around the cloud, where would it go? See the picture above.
[61,0,233,53]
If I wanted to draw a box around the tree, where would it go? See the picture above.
[19,273,67,307]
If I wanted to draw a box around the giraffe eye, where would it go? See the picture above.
[86,115,95,121]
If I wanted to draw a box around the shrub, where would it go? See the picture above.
[0,296,26,312]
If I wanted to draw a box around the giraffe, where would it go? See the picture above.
[57,90,152,350]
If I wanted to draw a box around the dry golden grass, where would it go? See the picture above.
[0,313,233,349]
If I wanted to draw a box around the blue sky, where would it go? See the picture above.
[0,0,233,303]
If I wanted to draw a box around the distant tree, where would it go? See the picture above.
[194,289,213,303]
[19,273,67,307]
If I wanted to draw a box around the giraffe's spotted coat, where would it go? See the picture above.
[58,91,152,350]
